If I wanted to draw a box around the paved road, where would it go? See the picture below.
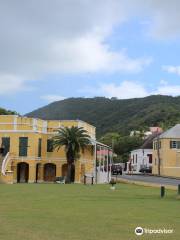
[115,174,180,186]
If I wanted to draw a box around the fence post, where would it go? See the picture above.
[178,184,180,195]
[161,186,165,198]
[84,175,86,185]
[91,176,94,185]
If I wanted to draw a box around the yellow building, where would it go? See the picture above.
[153,124,180,178]
[0,115,112,184]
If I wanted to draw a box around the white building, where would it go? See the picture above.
[130,149,152,173]
[126,133,159,174]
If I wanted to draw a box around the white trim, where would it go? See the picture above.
[42,120,47,133]
[0,130,61,134]
[13,116,17,130]
[33,119,37,131]
[163,167,180,169]
[0,130,46,134]
[12,156,42,161]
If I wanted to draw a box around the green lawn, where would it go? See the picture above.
[0,183,179,240]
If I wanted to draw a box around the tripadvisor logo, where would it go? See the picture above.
[135,227,144,236]
[135,226,174,236]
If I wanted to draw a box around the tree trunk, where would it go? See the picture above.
[66,162,75,183]
[66,163,72,183]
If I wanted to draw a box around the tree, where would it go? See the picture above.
[114,136,143,162]
[100,132,143,163]
[52,126,91,183]
[99,132,120,147]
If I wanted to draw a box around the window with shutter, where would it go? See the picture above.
[19,137,28,156]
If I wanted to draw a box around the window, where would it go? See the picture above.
[47,139,53,152]
[38,138,42,157]
[154,141,161,150]
[19,137,28,156]
[177,141,180,149]
[170,140,180,149]
[147,154,152,164]
[1,137,10,156]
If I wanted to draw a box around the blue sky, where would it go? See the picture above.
[0,0,180,114]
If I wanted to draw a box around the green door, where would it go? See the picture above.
[19,137,28,156]
[2,137,10,156]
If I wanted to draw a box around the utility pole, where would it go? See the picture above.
[157,132,161,176]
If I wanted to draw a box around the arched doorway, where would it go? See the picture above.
[17,162,29,183]
[44,163,56,182]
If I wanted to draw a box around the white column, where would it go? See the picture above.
[13,115,17,130]
[43,120,47,133]
[94,142,97,183]
[33,119,37,132]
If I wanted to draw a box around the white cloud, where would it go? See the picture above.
[155,85,180,96]
[0,1,180,96]
[0,74,27,95]
[0,0,155,95]
[147,1,180,39]
[159,79,168,85]
[162,65,180,75]
[100,81,148,99]
[82,80,180,99]
[41,95,66,103]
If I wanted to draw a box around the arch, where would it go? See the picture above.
[44,163,56,182]
[17,162,29,183]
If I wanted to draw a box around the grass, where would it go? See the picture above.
[0,183,179,240]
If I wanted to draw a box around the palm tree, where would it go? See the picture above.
[52,126,91,183]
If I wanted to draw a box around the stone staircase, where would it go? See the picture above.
[0,153,13,184]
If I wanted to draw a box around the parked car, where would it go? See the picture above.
[139,167,152,174]
[111,164,122,175]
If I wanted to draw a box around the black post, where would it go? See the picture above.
[161,186,165,198]
[178,184,180,195]
[84,175,86,185]
[91,176,94,185]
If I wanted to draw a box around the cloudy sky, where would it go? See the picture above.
[0,0,180,114]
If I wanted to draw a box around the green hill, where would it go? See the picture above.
[0,107,17,115]
[26,95,180,137]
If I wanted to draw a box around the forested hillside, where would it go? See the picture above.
[26,95,180,137]
[0,107,17,115]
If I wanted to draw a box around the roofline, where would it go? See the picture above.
[95,141,112,149]
[0,115,96,129]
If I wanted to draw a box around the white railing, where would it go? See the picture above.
[1,152,10,175]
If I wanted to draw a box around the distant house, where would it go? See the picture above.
[130,130,141,137]
[153,124,180,178]
[130,127,163,139]
[127,133,159,174]
[150,127,163,133]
